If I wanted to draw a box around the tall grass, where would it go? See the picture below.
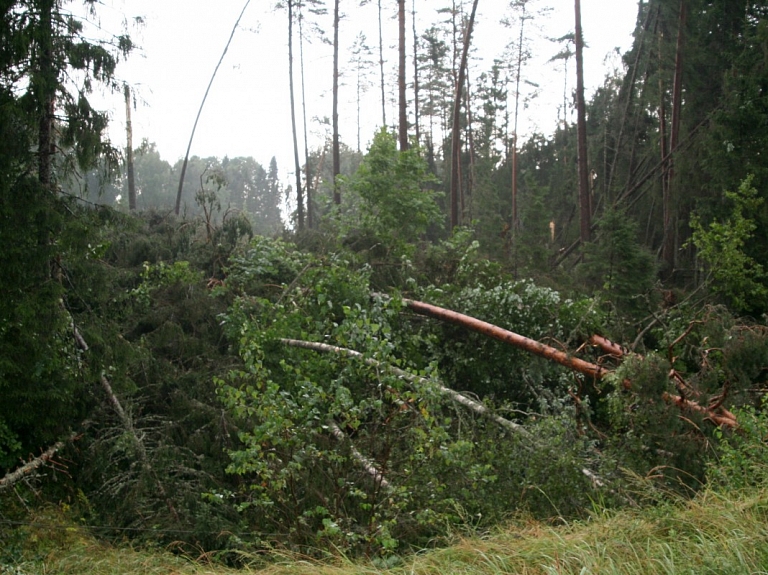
[4,484,768,575]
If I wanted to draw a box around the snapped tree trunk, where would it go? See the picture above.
[449,0,479,229]
[574,0,591,245]
[377,0,386,126]
[124,84,136,211]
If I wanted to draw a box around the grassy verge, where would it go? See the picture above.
[3,487,768,575]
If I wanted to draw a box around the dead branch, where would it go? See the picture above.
[0,429,81,491]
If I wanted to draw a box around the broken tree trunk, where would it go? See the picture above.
[401,297,606,380]
[280,338,531,437]
[0,429,81,491]
[399,297,737,428]
[327,420,391,490]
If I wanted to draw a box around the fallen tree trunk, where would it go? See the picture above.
[281,338,608,487]
[401,297,606,380]
[327,420,391,490]
[280,338,530,437]
[0,429,81,491]
[398,297,738,428]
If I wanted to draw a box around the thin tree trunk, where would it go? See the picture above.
[298,5,313,228]
[124,84,136,211]
[574,0,591,245]
[450,0,479,229]
[332,0,341,204]
[37,0,55,189]
[175,0,252,215]
[288,0,304,230]
[663,0,686,272]
[412,0,420,146]
[511,1,527,233]
[398,0,409,150]
[377,0,386,126]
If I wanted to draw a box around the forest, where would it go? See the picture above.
[3,0,768,571]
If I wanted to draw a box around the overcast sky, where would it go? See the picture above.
[87,0,639,177]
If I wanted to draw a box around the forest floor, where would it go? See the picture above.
[4,484,768,575]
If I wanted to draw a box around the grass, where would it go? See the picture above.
[3,486,768,574]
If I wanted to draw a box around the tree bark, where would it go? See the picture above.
[298,5,313,228]
[402,297,606,379]
[377,0,386,126]
[37,0,55,189]
[411,0,420,146]
[332,0,341,204]
[574,0,591,244]
[124,84,136,211]
[398,0,409,150]
[288,0,305,230]
[663,0,686,273]
[450,0,479,229]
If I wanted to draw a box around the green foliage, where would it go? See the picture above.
[343,129,442,258]
[709,397,768,491]
[577,208,657,322]
[689,175,768,312]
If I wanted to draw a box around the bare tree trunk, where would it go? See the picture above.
[398,0,409,150]
[377,0,386,126]
[175,0,252,215]
[574,0,591,245]
[37,0,55,189]
[663,0,686,272]
[124,84,136,211]
[288,0,305,230]
[411,0,420,146]
[332,0,341,204]
[450,0,479,229]
[298,5,313,228]
[511,2,527,234]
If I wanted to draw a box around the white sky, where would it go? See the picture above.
[87,0,639,178]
